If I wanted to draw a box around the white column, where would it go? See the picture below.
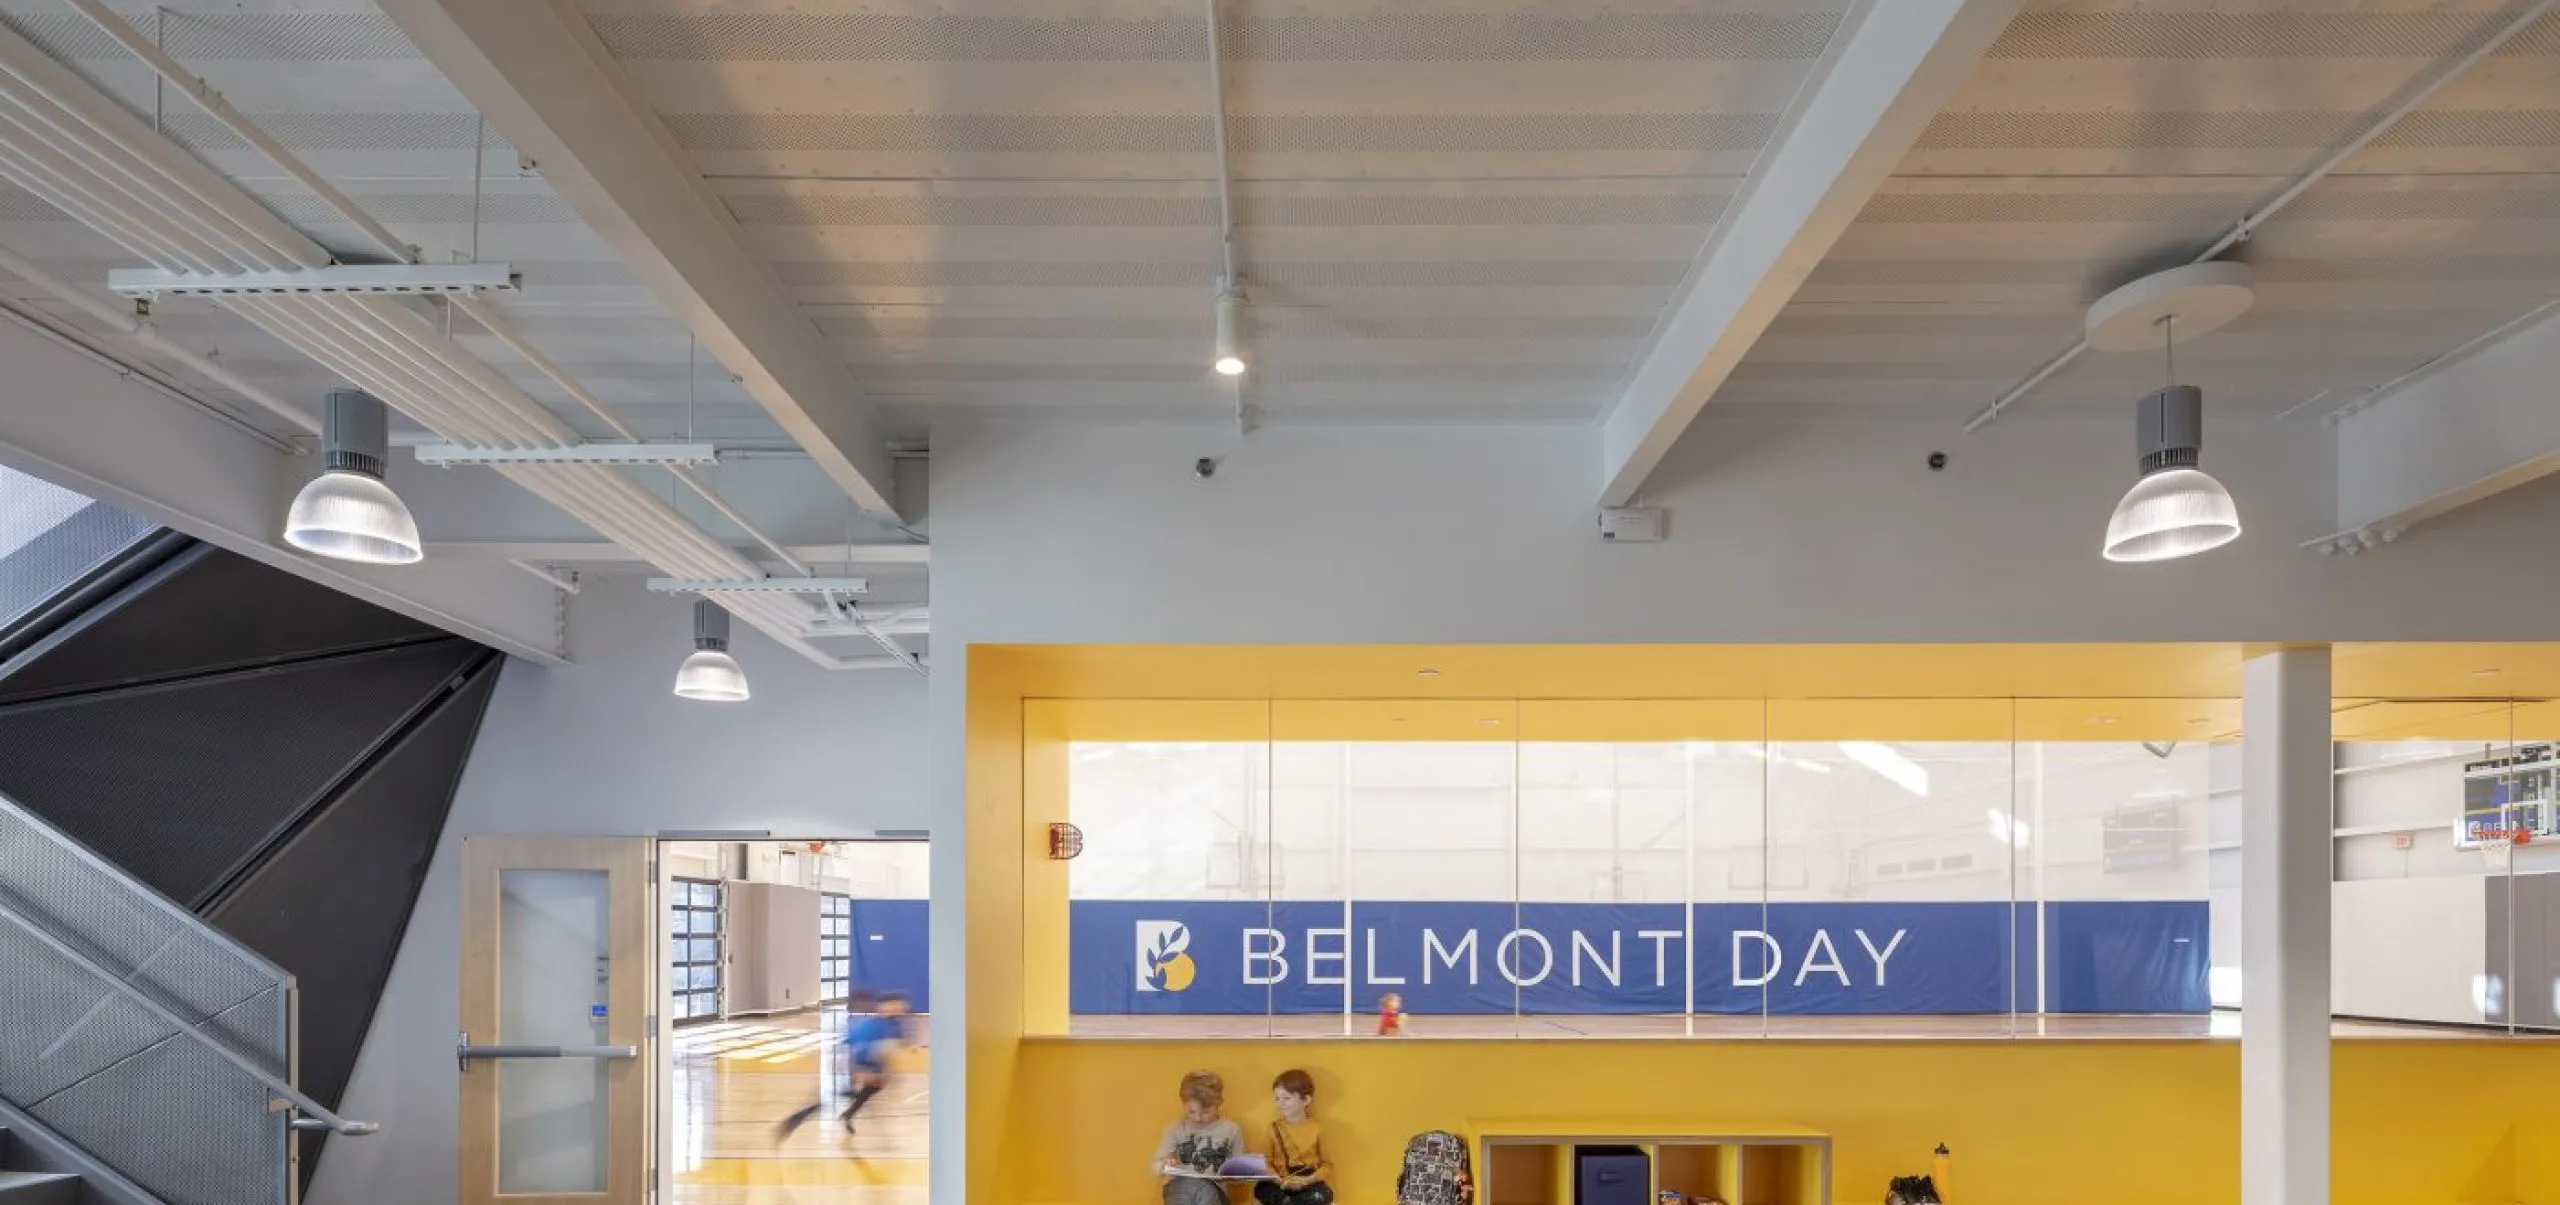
[2241,647,2331,1205]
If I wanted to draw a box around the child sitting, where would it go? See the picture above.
[1256,1069,1335,1205]
[1152,1070,1246,1205]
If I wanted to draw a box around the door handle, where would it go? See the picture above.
[456,1033,638,1071]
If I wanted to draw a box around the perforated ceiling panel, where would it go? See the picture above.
[577,0,1853,426]
[0,0,775,444]
[1729,0,2560,421]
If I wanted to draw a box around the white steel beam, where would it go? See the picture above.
[2321,304,2560,551]
[380,0,903,521]
[412,442,719,468]
[1597,0,2023,506]
[0,314,567,664]
[648,577,870,595]
[426,539,929,567]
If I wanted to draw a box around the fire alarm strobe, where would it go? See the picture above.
[1047,822,1085,860]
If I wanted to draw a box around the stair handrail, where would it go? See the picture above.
[0,896,377,1136]
[0,792,289,982]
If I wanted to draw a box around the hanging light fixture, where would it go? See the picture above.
[2082,263,2253,564]
[283,389,422,564]
[2102,382,2240,562]
[673,599,750,702]
[1211,289,1246,376]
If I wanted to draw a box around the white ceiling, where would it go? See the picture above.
[0,0,2555,650]
[5,1,2549,437]
[574,0,1853,428]
[0,0,778,447]
[1734,0,2560,421]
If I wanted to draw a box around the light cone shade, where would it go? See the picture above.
[674,649,750,701]
[2102,467,2241,563]
[283,470,422,564]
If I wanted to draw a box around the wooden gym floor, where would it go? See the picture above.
[670,1010,929,1205]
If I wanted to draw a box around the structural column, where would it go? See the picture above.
[2240,646,2331,1205]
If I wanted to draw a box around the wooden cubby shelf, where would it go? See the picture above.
[1472,1119,1832,1205]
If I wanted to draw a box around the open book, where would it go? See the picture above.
[1167,1155,1275,1181]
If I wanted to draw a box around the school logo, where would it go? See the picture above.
[1136,920,1195,992]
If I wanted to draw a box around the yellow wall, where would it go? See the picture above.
[967,645,2560,1204]
[1007,1038,2560,1205]
[965,657,1026,1204]
[1022,702,1070,1036]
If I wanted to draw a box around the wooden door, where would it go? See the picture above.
[458,836,655,1205]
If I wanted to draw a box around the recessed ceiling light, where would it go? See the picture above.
[1416,668,1441,678]
[2473,668,2503,678]
[1477,717,1500,727]
[2088,715,2120,726]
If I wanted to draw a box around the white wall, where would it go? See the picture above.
[2333,877,2491,1025]
[309,578,929,1205]
[928,415,2560,646]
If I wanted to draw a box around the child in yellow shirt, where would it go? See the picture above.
[1256,1069,1335,1205]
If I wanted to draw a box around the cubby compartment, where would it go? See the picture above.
[1474,1121,1830,1205]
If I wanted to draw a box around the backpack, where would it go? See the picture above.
[1395,1130,1474,1205]
[1885,1175,1943,1205]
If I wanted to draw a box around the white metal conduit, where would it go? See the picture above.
[0,12,907,670]
[1963,0,2560,432]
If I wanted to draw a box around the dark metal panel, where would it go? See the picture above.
[0,547,439,705]
[0,642,482,907]
[208,654,501,1185]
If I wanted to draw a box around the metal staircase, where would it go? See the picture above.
[0,796,372,1205]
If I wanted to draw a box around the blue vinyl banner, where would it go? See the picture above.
[1069,899,2207,1016]
[2039,899,2210,1014]
[1693,901,2013,1015]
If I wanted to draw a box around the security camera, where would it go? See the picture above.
[1194,457,1218,480]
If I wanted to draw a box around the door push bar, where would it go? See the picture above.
[457,1033,639,1071]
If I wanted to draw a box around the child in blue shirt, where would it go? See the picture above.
[775,991,912,1140]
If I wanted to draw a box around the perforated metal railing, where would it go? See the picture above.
[0,793,368,1205]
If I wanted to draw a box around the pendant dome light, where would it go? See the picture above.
[2102,384,2240,562]
[2083,262,2254,564]
[673,599,750,702]
[284,389,422,565]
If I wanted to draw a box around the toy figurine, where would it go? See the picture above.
[1256,1069,1335,1205]
[1153,1071,1245,1205]
[1376,991,1406,1036]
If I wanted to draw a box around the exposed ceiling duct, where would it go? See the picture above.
[0,3,915,670]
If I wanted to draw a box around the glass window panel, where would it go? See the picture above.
[1760,734,2017,1033]
[497,869,610,1194]
[1324,713,1520,1037]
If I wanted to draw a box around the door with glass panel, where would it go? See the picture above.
[458,836,654,1205]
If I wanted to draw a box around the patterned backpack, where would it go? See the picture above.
[1885,1175,1943,1205]
[1395,1130,1474,1205]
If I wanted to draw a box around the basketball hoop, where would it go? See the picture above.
[2482,827,2528,872]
